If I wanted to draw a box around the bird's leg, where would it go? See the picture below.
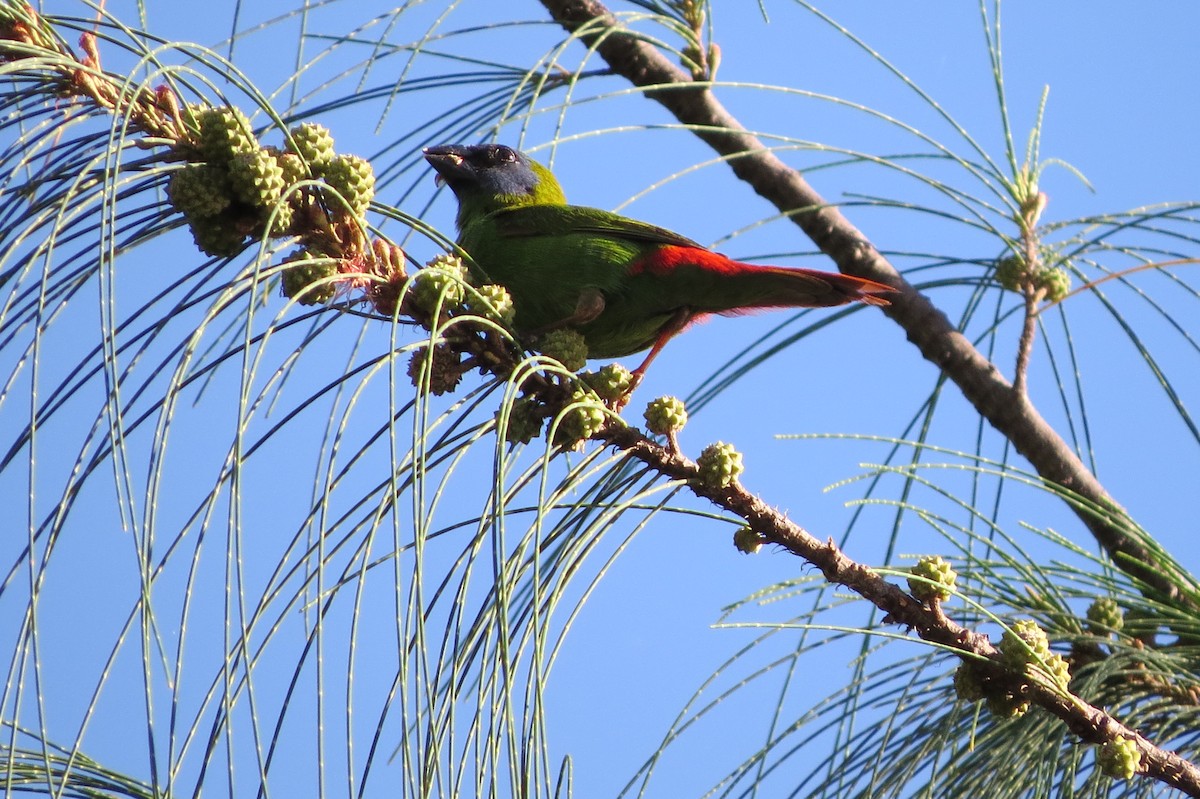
[608,309,691,413]
[627,307,693,389]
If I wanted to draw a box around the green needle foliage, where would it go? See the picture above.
[2,2,1199,798]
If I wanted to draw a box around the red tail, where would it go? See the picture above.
[633,244,896,311]
[624,245,897,385]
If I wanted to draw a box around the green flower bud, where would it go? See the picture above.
[281,250,339,304]
[196,105,257,164]
[288,122,336,168]
[1037,266,1071,302]
[538,328,588,372]
[407,344,463,396]
[261,200,294,237]
[696,441,743,488]
[1040,652,1071,691]
[412,256,468,316]
[907,555,957,603]
[581,364,634,403]
[188,212,246,258]
[553,389,607,447]
[999,619,1051,668]
[425,253,464,272]
[275,150,308,188]
[995,246,1071,301]
[953,660,987,703]
[470,284,516,325]
[1097,737,1141,780]
[227,147,286,211]
[496,395,545,445]
[643,395,688,436]
[994,255,1025,292]
[167,163,230,218]
[733,526,763,554]
[1086,597,1125,635]
[319,153,375,217]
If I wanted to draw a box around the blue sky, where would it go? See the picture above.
[3,1,1199,796]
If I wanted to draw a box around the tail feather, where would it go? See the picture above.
[780,266,895,308]
[632,244,897,313]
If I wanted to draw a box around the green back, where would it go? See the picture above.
[459,204,700,355]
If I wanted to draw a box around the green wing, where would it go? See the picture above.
[462,203,704,357]
[487,204,704,250]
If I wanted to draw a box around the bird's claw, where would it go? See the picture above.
[605,369,644,413]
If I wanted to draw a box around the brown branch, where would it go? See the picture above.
[0,9,187,141]
[598,420,1200,796]
[394,299,1200,791]
[1011,282,1040,397]
[1012,191,1047,397]
[537,0,1180,605]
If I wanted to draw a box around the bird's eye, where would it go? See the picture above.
[492,145,516,163]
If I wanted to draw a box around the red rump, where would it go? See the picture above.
[630,244,743,277]
[631,245,894,308]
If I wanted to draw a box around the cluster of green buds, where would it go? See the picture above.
[410,254,470,317]
[1085,596,1125,636]
[495,395,547,445]
[492,384,606,449]
[954,617,1073,721]
[537,328,589,372]
[468,283,516,326]
[643,395,688,437]
[999,618,1071,691]
[733,525,764,554]
[1097,737,1142,780]
[998,619,1050,664]
[279,249,339,305]
[907,555,957,604]
[491,359,637,448]
[994,247,1071,303]
[551,388,609,449]
[287,122,374,218]
[695,441,744,489]
[582,364,634,404]
[642,394,687,451]
[407,343,465,396]
[167,112,375,259]
[952,659,1030,719]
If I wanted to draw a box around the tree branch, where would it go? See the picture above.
[598,420,1200,797]
[537,0,1179,604]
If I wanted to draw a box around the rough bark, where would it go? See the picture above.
[539,0,1178,603]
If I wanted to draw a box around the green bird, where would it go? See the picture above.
[423,143,894,383]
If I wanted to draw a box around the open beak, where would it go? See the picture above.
[423,145,468,187]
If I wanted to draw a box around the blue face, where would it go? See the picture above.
[470,145,539,197]
[425,144,539,198]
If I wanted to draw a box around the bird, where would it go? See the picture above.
[423,143,894,384]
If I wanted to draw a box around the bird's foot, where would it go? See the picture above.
[606,369,644,413]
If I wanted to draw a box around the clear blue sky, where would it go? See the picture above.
[4,1,1198,796]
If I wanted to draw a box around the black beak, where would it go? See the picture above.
[423,144,469,187]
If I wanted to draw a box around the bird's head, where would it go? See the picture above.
[424,143,566,224]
